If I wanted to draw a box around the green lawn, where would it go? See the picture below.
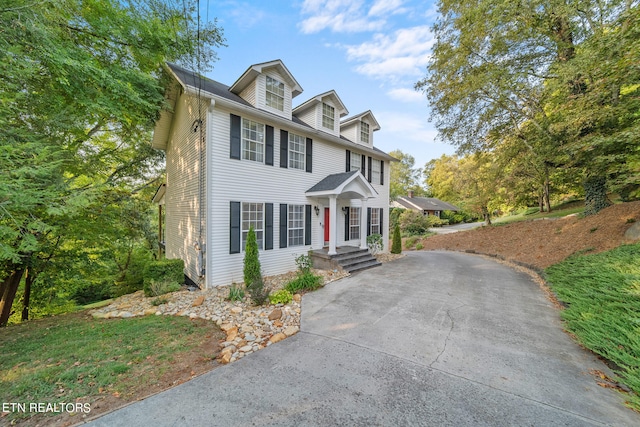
[545,243,640,410]
[494,205,585,225]
[1,312,221,425]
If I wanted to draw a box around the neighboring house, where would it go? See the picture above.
[391,191,460,217]
[151,60,395,288]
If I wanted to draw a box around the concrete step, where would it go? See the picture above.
[345,259,382,273]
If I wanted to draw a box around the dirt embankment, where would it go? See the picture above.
[420,201,640,270]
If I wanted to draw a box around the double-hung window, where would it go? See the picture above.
[322,103,334,130]
[266,76,284,111]
[371,159,381,183]
[288,205,304,247]
[370,208,381,235]
[350,151,362,172]
[289,133,305,170]
[242,119,264,163]
[349,207,360,240]
[242,202,263,250]
[360,122,370,144]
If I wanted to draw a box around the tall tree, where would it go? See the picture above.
[0,0,224,326]
[389,150,427,200]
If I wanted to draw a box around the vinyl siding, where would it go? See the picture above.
[340,122,357,144]
[295,106,316,128]
[165,93,207,285]
[204,104,389,287]
[239,80,256,106]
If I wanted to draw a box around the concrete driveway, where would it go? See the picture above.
[86,252,638,426]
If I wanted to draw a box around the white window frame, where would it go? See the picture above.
[350,151,362,172]
[371,159,381,183]
[360,121,370,144]
[349,207,360,240]
[322,103,335,130]
[288,205,305,247]
[289,133,306,170]
[242,118,264,163]
[241,202,264,251]
[266,76,284,111]
[370,208,380,235]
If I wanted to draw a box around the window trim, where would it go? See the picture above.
[288,204,305,247]
[360,121,370,144]
[370,208,380,235]
[288,132,306,170]
[371,159,381,184]
[350,151,362,172]
[349,207,360,241]
[322,103,335,130]
[241,118,265,163]
[265,76,285,111]
[241,202,264,251]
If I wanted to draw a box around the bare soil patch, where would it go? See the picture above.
[419,201,640,270]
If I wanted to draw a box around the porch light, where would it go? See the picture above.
[341,206,349,215]
[314,205,320,216]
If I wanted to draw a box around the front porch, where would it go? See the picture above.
[309,246,381,273]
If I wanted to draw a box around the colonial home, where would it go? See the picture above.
[152,60,394,288]
[391,192,460,217]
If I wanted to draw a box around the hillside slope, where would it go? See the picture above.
[420,201,640,269]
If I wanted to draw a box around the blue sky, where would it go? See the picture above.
[199,0,455,168]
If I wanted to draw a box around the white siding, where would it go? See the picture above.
[164,93,207,285]
[294,106,316,128]
[204,104,389,287]
[239,80,256,106]
[340,122,357,144]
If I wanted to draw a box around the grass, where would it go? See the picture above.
[493,205,584,225]
[0,312,219,424]
[545,243,640,411]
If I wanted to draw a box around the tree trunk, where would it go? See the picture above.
[482,206,492,226]
[544,177,552,213]
[0,268,25,327]
[538,192,545,213]
[21,269,34,322]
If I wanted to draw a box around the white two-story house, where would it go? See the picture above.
[152,60,394,288]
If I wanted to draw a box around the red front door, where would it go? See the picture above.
[324,207,330,243]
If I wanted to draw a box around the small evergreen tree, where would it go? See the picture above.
[243,226,267,305]
[391,224,402,254]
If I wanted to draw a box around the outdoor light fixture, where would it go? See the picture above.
[314,206,320,216]
[342,206,349,215]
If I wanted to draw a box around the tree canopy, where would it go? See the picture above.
[0,0,224,326]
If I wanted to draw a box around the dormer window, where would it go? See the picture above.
[360,122,370,144]
[266,76,284,111]
[322,103,335,130]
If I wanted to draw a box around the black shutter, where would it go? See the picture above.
[367,207,372,236]
[305,138,313,173]
[346,150,351,172]
[361,154,366,176]
[230,202,241,254]
[280,130,288,168]
[265,203,273,250]
[230,114,241,160]
[367,157,372,183]
[305,205,312,245]
[265,125,274,166]
[380,161,385,185]
[344,208,350,240]
[279,204,288,248]
[380,208,384,239]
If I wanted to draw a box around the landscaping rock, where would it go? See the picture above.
[192,295,205,307]
[268,308,282,320]
[230,306,243,314]
[624,222,640,241]
[269,333,287,344]
[284,326,299,337]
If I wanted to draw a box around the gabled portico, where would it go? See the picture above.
[306,170,378,255]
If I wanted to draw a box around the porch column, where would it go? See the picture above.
[328,195,338,255]
[360,198,368,250]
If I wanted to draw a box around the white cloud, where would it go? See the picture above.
[387,87,424,103]
[341,26,434,80]
[377,111,438,143]
[298,0,396,34]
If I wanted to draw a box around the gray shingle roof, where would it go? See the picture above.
[395,197,460,211]
[306,170,359,193]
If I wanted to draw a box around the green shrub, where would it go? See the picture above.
[244,226,268,305]
[415,242,424,250]
[151,297,168,306]
[227,284,245,302]
[367,233,383,254]
[145,278,181,297]
[269,289,293,305]
[70,280,113,305]
[391,224,402,254]
[294,254,313,274]
[405,236,418,249]
[285,272,322,294]
[389,207,405,231]
[143,259,184,296]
